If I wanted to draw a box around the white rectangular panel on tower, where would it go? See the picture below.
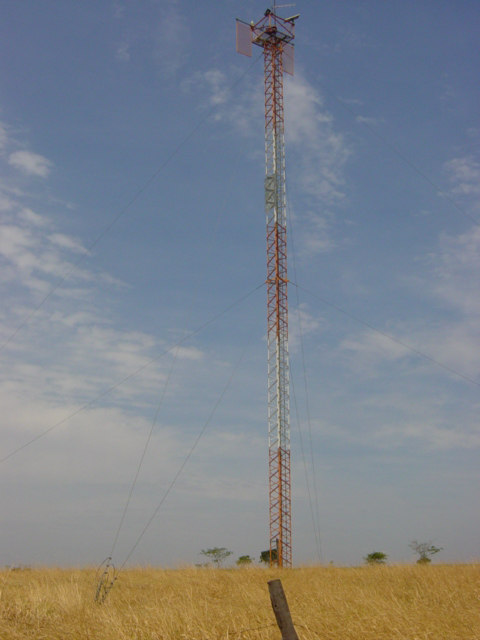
[283,43,294,75]
[236,19,252,57]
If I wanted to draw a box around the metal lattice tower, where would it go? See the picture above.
[236,8,297,568]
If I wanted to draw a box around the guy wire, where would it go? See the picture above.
[0,282,264,465]
[323,85,479,228]
[107,148,249,561]
[118,320,259,570]
[286,194,324,563]
[293,282,480,389]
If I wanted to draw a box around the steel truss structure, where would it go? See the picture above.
[236,9,296,567]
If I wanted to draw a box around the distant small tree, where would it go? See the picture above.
[200,547,233,567]
[364,551,388,565]
[260,549,277,565]
[409,540,443,564]
[236,555,253,566]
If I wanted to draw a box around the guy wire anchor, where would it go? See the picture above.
[94,556,118,604]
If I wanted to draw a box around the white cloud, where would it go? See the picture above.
[338,416,480,451]
[340,315,480,387]
[192,62,352,203]
[8,150,52,178]
[48,233,89,255]
[285,73,350,207]
[189,66,350,256]
[425,323,480,380]
[0,398,187,485]
[383,420,480,450]
[445,155,480,197]
[0,135,210,480]
[0,219,89,294]
[113,1,126,20]
[0,194,13,211]
[325,144,480,451]
[289,303,324,352]
[183,66,262,136]
[0,129,187,426]
[340,223,480,381]
[0,208,129,301]
[18,208,48,226]
[201,69,229,106]
[0,223,37,268]
[341,329,411,366]
[0,120,7,151]
[173,345,204,361]
[283,73,351,256]
[297,209,337,254]
[355,114,384,126]
[116,41,131,62]
[153,2,190,76]
[432,225,480,317]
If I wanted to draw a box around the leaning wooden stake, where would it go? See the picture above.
[268,579,300,640]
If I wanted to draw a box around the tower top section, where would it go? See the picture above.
[236,9,298,75]
[251,9,296,47]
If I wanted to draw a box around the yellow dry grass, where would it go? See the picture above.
[0,564,478,639]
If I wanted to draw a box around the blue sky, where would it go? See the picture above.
[0,0,478,568]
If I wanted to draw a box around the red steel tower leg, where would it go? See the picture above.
[236,10,296,568]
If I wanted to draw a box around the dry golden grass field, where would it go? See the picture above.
[0,564,479,640]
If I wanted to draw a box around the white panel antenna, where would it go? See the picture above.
[236,19,252,57]
[283,43,294,75]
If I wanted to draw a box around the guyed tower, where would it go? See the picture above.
[236,7,298,567]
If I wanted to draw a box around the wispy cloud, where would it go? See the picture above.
[289,302,325,352]
[0,214,97,296]
[8,150,52,178]
[113,1,126,20]
[284,73,350,255]
[116,40,131,62]
[445,155,480,198]
[188,66,350,255]
[182,66,263,135]
[48,233,90,255]
[153,1,190,76]
[285,73,350,206]
[340,220,480,382]
[341,329,411,367]
[189,65,351,201]
[432,225,480,316]
[200,69,230,107]
[0,120,7,151]
[379,420,480,451]
[316,412,480,451]
[355,114,385,126]
[0,204,205,410]
[0,120,206,445]
[332,139,480,451]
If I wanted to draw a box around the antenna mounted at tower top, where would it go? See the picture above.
[235,9,297,75]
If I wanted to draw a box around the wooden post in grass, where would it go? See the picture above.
[268,579,300,640]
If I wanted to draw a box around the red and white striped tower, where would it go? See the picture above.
[236,8,297,568]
